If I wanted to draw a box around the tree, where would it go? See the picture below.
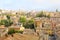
[0,19,13,27]
[8,28,23,36]
[23,19,34,29]
[6,15,10,19]
[19,16,26,24]
[8,28,15,35]
[0,20,6,25]
[46,14,50,18]
[8,28,15,37]
[56,9,58,12]
[36,11,51,18]
[36,11,47,17]
[28,19,34,24]
[0,15,13,27]
[5,19,13,27]
[36,11,43,17]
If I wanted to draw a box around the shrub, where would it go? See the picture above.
[8,28,15,35]
[15,31,23,34]
[0,19,13,27]
[8,28,23,35]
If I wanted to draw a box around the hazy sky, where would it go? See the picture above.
[0,0,60,11]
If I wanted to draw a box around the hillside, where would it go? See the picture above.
[0,33,39,40]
